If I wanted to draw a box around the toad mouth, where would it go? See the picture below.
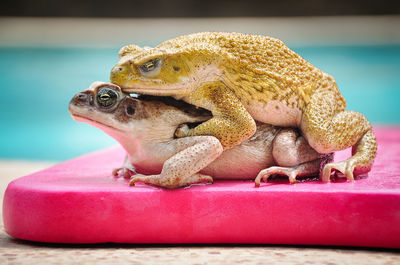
[71,113,125,133]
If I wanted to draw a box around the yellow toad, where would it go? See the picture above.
[110,32,376,181]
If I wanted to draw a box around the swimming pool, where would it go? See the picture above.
[1,45,399,161]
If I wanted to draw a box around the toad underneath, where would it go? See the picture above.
[110,32,376,182]
[69,82,332,188]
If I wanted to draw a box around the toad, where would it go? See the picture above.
[110,32,376,182]
[69,82,331,188]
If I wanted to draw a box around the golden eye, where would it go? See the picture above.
[139,59,161,73]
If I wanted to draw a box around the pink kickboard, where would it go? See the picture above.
[3,127,400,247]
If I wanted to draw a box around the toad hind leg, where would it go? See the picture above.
[130,136,222,189]
[255,156,331,186]
[301,89,377,182]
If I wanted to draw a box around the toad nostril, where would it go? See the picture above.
[76,93,87,101]
[118,67,123,71]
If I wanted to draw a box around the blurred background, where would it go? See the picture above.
[0,0,400,163]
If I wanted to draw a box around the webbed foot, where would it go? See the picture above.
[321,159,356,182]
[255,166,301,186]
[322,130,376,182]
[254,156,328,187]
[130,173,213,189]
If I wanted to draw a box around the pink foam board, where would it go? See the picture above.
[3,126,400,247]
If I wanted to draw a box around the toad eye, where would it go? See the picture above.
[96,86,119,109]
[138,58,162,77]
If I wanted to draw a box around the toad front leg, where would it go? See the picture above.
[130,136,223,188]
[112,155,136,178]
[301,89,377,181]
[184,81,256,149]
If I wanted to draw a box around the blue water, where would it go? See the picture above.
[0,45,399,161]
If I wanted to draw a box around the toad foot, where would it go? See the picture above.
[322,160,355,182]
[255,157,324,187]
[112,155,136,178]
[255,166,299,186]
[130,173,214,189]
[112,167,135,178]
